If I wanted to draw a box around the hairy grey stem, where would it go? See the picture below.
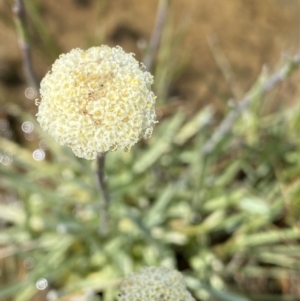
[13,0,39,93]
[202,54,300,156]
[96,153,110,235]
[144,0,169,72]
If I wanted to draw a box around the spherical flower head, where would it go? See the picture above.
[118,266,195,301]
[36,46,157,160]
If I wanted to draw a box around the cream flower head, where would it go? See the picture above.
[118,266,195,301]
[36,46,157,160]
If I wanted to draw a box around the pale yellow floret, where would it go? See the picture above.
[117,267,195,301]
[36,46,157,159]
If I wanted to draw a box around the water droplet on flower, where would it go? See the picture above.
[1,130,12,139]
[47,290,58,301]
[190,213,201,224]
[1,155,12,165]
[25,87,37,99]
[39,139,48,150]
[36,278,48,290]
[32,149,45,161]
[21,121,34,133]
[24,257,35,269]
[25,132,36,141]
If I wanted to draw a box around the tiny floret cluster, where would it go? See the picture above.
[117,266,195,301]
[36,46,157,159]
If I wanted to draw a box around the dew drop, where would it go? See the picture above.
[1,155,12,165]
[25,132,36,141]
[36,278,48,290]
[1,130,12,139]
[39,139,48,150]
[32,149,45,161]
[24,257,35,269]
[47,290,58,301]
[25,87,37,99]
[190,213,202,224]
[21,121,34,133]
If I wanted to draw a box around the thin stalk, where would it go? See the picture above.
[144,0,169,72]
[13,0,39,93]
[201,54,300,156]
[95,153,110,235]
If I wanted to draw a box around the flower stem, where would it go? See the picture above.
[95,152,110,235]
[201,54,300,156]
[143,0,169,72]
[12,0,39,93]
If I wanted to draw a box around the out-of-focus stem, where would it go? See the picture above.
[13,0,39,93]
[202,54,300,156]
[144,0,169,72]
[95,153,110,235]
[207,35,243,100]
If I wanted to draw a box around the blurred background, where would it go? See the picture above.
[1,0,300,300]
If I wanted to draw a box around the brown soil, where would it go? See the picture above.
[0,0,299,113]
